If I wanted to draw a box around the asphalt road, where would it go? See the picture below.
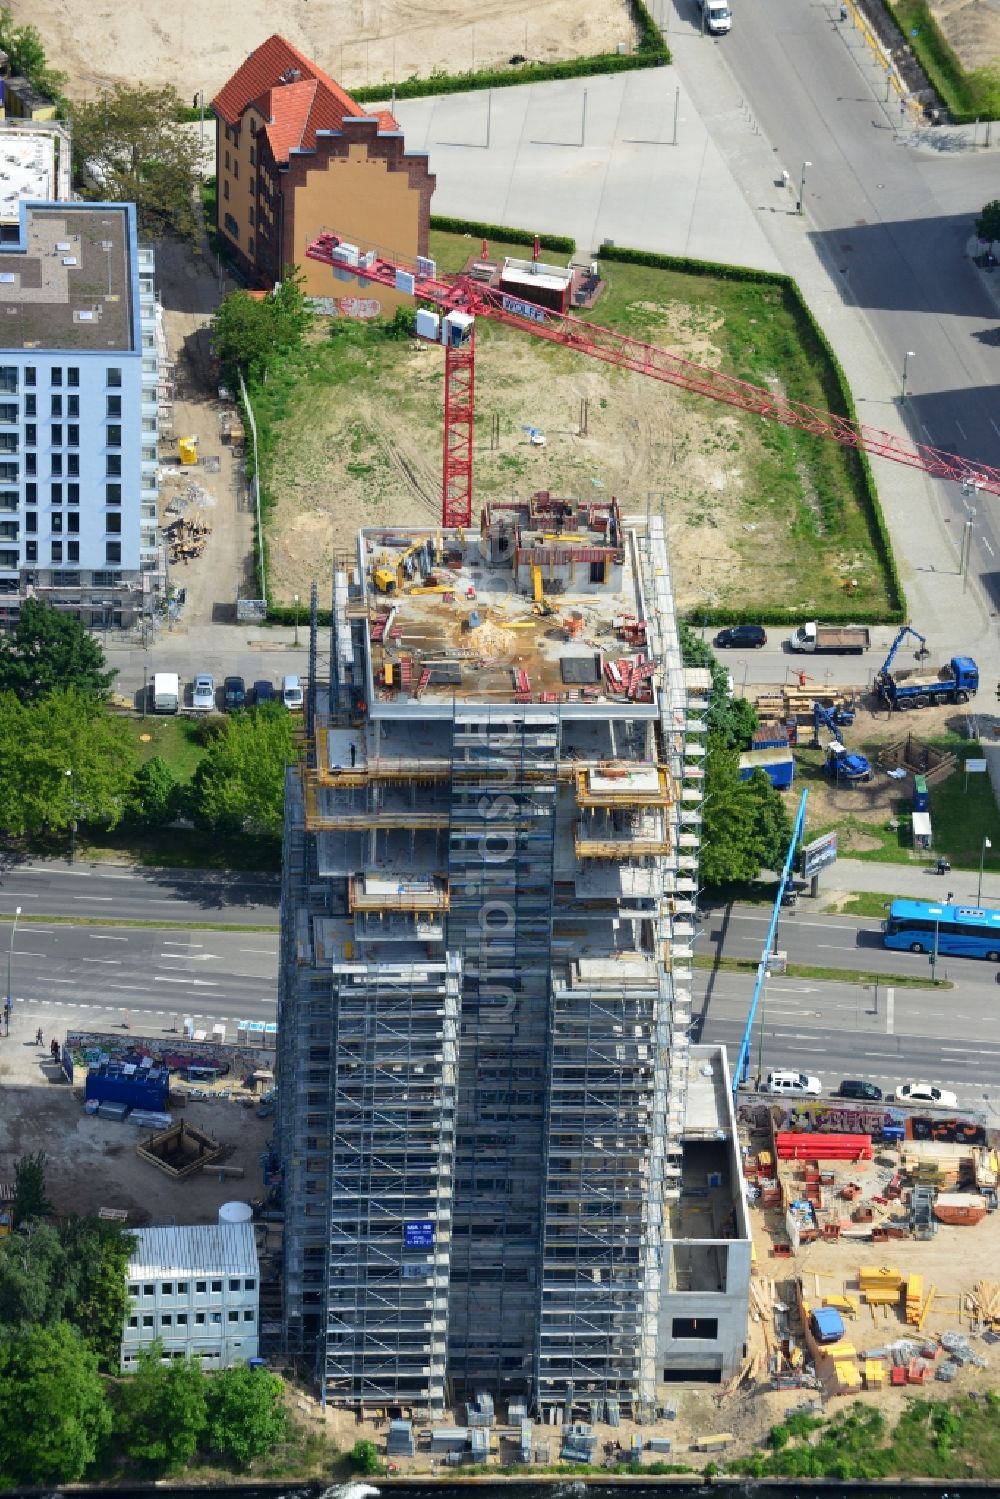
[0,861,280,925]
[704,0,1000,607]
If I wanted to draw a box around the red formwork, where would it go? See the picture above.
[776,1132,873,1162]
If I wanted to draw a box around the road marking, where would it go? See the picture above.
[1,894,39,900]
[72,896,113,902]
[816,942,857,951]
[152,976,219,987]
[992,418,1000,441]
[45,977,75,984]
[89,934,129,941]
[162,940,198,947]
[14,951,47,958]
[107,984,150,992]
[82,957,122,965]
[983,538,996,558]
[886,986,894,1034]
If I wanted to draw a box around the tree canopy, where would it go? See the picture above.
[69,83,202,241]
[0,1322,111,1484]
[12,1150,51,1225]
[113,1346,208,1474]
[976,199,1000,250]
[191,701,297,837]
[211,272,311,385]
[0,598,115,703]
[204,1364,287,1464]
[0,7,66,101]
[0,689,136,836]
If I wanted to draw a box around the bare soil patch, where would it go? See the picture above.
[25,0,636,101]
[927,0,1000,75]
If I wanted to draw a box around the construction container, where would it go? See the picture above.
[85,1063,168,1113]
[739,746,794,789]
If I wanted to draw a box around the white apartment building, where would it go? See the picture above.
[122,1220,260,1371]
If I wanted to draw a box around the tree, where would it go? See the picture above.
[0,599,115,703]
[69,84,202,241]
[677,621,757,749]
[126,756,182,828]
[0,690,137,837]
[114,1345,208,1473]
[0,1223,70,1329]
[0,7,66,101]
[212,269,311,385]
[349,1438,381,1475]
[0,1322,111,1484]
[204,1365,287,1464]
[12,1150,52,1225]
[976,198,1000,253]
[744,768,793,875]
[191,701,297,837]
[59,1217,135,1371]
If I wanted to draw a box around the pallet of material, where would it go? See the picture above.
[777,1132,873,1162]
[864,1358,886,1389]
[859,1265,904,1292]
[970,1279,1000,1326]
[905,1274,923,1325]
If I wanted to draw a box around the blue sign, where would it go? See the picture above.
[501,293,546,324]
[404,1220,434,1249]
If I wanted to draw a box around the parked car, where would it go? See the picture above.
[191,673,215,712]
[253,679,275,705]
[761,1069,822,1097]
[714,624,767,649]
[282,673,304,711]
[223,675,246,712]
[895,1082,958,1109]
[835,1079,883,1102]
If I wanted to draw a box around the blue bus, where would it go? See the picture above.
[883,898,1000,960]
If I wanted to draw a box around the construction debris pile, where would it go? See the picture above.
[164,513,212,565]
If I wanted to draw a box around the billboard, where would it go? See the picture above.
[404,1221,434,1249]
[801,831,838,880]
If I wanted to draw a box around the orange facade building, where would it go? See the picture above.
[211,35,434,317]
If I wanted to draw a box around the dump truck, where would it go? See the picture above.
[873,627,978,709]
[788,621,871,654]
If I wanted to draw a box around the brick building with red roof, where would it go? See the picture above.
[211,35,434,314]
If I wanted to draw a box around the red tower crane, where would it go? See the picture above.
[306,233,1000,526]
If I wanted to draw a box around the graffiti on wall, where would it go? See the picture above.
[67,1031,275,1084]
[736,1095,989,1147]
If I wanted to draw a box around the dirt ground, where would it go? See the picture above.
[927,0,1000,76]
[154,236,256,629]
[22,0,636,101]
[0,1030,272,1224]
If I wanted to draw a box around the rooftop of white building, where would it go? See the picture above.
[127,1221,259,1280]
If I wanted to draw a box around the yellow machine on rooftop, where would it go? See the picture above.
[373,539,430,594]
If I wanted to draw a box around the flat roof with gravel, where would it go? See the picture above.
[0,202,134,352]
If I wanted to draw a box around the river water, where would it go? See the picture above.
[59,1479,993,1498]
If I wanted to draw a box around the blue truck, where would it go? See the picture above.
[873,624,978,711]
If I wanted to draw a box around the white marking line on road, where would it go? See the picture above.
[992,418,1000,442]
[921,423,935,443]
[14,951,47,958]
[152,976,219,987]
[886,985,894,1034]
[81,958,122,965]
[89,934,128,942]
[241,948,278,956]
[162,940,201,947]
[45,977,75,984]
[956,420,968,442]
[72,895,114,902]
[1,894,39,900]
[107,984,150,992]
[816,943,857,951]
[983,538,996,558]
[722,914,879,931]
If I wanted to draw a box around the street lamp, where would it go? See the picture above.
[293,593,300,648]
[797,160,811,215]
[979,835,992,904]
[64,768,76,864]
[901,350,916,403]
[6,905,20,1030]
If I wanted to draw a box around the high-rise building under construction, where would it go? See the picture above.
[275,495,750,1418]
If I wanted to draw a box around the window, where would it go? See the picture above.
[50,483,62,504]
[224,213,239,240]
[68,368,79,388]
[671,1317,718,1340]
[211,1279,222,1294]
[106,455,121,477]
[106,483,121,505]
[229,1278,240,1292]
[248,235,254,256]
[51,513,62,534]
[25,513,36,534]
[244,1278,256,1291]
[233,157,239,180]
[225,150,230,170]
[105,542,121,564]
[24,366,35,386]
[67,454,78,477]
[51,368,62,387]
[195,1280,207,1294]
[107,367,122,388]
[211,1312,222,1325]
[24,395,35,417]
[67,483,78,504]
[142,1315,154,1329]
[50,423,62,446]
[25,454,34,476]
[128,1316,138,1328]
[67,395,79,417]
[0,433,17,453]
[0,463,15,483]
[195,1312,206,1326]
[227,1310,239,1323]
[67,540,79,563]
[142,445,156,464]
[51,541,62,563]
[50,395,62,417]
[0,403,16,424]
[161,1314,173,1327]
[67,513,79,534]
[176,1312,188,1326]
[25,482,35,503]
[0,490,16,509]
[24,540,36,562]
[105,513,121,534]
[250,145,255,165]
[92,570,115,587]
[177,1281,188,1295]
[106,395,121,418]
[106,424,121,447]
[50,454,62,476]
[67,424,79,447]
[25,424,35,445]
[248,206,254,226]
[223,178,230,202]
[0,367,17,394]
[162,1282,173,1296]
[243,1309,254,1322]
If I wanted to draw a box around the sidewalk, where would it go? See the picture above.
[821,855,1000,904]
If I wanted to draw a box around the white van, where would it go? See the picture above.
[761,1069,822,1097]
[152,672,180,714]
[282,673,304,711]
[698,0,732,34]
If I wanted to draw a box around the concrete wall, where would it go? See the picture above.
[657,1238,751,1381]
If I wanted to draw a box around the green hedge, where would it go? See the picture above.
[600,245,906,626]
[431,216,575,254]
[351,48,666,105]
[885,0,991,121]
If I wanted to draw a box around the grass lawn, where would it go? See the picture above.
[825,892,894,919]
[123,716,205,783]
